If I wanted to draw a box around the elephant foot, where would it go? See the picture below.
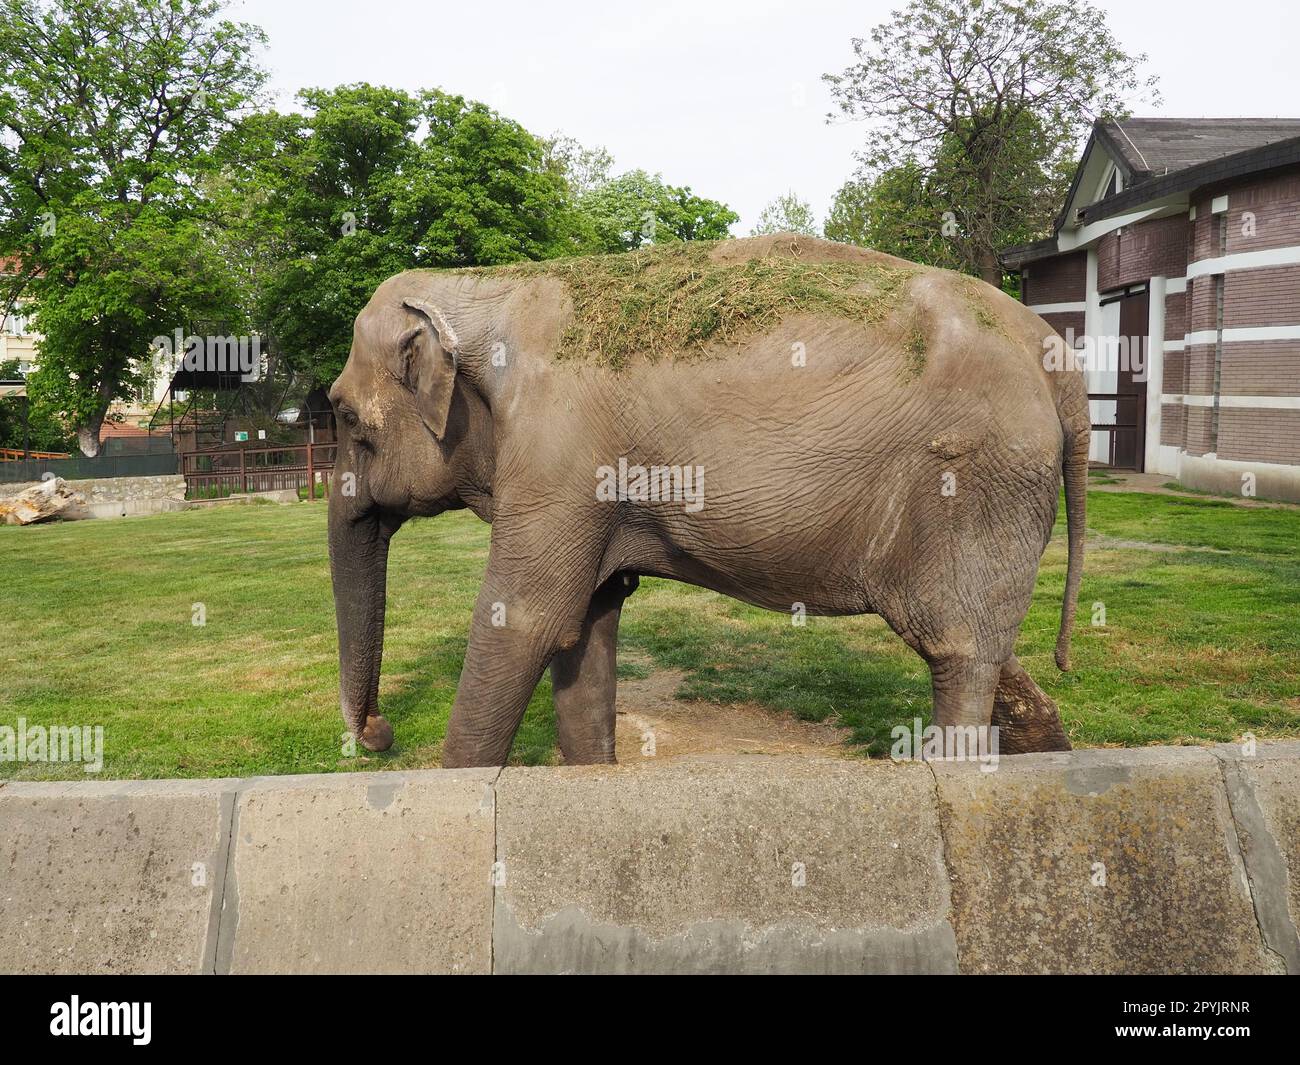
[358,713,394,752]
[559,746,618,766]
[991,659,1072,755]
[440,742,501,769]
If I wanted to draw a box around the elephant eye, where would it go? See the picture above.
[338,404,359,429]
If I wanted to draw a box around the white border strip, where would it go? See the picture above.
[1028,301,1086,315]
[1187,245,1300,279]
[1161,394,1300,410]
[1183,326,1300,346]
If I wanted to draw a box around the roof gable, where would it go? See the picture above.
[1098,117,1300,179]
[1063,118,1300,228]
[1055,129,1130,234]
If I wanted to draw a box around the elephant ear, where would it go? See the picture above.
[399,297,461,441]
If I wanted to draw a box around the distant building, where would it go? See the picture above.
[1002,118,1300,500]
[0,258,38,378]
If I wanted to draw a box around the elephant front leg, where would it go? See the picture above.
[440,539,603,769]
[550,573,638,765]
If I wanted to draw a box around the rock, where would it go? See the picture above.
[0,477,86,525]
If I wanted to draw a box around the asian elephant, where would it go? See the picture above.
[327,235,1087,767]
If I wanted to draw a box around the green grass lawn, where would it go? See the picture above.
[1,490,1297,779]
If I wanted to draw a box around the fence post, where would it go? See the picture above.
[306,443,315,501]
[239,446,246,495]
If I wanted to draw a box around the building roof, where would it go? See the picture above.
[1001,117,1300,268]
[1098,118,1300,180]
[1079,133,1300,227]
[99,422,169,442]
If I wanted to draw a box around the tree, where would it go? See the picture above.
[824,0,1157,284]
[542,136,739,252]
[0,358,73,451]
[396,89,582,267]
[751,191,820,237]
[824,125,1074,281]
[0,0,267,454]
[824,164,962,268]
[244,85,583,385]
[542,133,614,197]
[576,169,737,253]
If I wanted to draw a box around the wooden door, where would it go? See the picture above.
[1112,290,1148,471]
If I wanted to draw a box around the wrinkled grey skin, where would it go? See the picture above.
[328,237,1087,767]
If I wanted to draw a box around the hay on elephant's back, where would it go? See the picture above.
[461,239,918,370]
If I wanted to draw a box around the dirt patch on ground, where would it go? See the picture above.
[1087,533,1232,554]
[610,661,852,763]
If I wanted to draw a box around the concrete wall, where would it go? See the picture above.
[0,474,187,518]
[2,744,1298,974]
[1177,451,1300,503]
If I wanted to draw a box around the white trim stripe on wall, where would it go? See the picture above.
[1161,394,1300,410]
[1028,301,1086,315]
[1186,245,1300,280]
[1183,326,1300,346]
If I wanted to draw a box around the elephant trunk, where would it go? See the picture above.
[329,494,395,752]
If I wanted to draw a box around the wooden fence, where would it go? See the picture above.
[0,447,70,462]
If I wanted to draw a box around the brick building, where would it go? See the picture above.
[1002,118,1300,501]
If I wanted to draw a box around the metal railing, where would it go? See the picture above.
[181,442,336,499]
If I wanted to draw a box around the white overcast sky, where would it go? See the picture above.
[230,0,1300,233]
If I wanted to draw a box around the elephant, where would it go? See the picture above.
[327,234,1087,768]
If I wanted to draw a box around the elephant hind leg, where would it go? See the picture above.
[873,575,1023,761]
[991,655,1072,754]
[922,649,1072,758]
[924,649,1001,759]
[550,573,638,765]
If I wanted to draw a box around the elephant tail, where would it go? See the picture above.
[1055,379,1089,672]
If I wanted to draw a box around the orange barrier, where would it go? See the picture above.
[0,447,70,461]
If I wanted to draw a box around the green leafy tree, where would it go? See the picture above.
[396,89,581,266]
[826,118,1076,293]
[246,85,581,383]
[825,164,961,268]
[751,191,820,237]
[824,0,1157,283]
[0,358,73,451]
[0,0,267,454]
[576,169,737,253]
[541,133,615,197]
